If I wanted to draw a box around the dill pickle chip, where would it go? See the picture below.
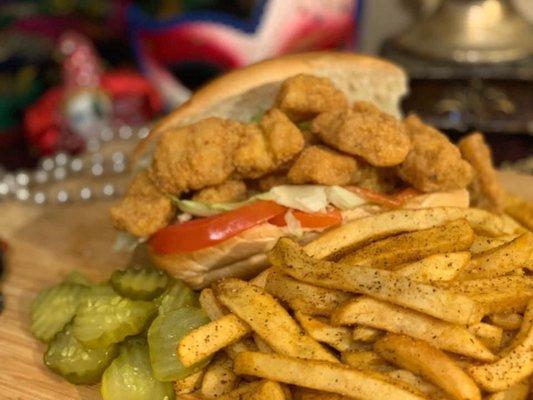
[101,337,175,400]
[30,283,87,342]
[73,293,156,348]
[155,280,199,315]
[84,283,117,298]
[111,267,169,300]
[65,270,91,286]
[44,323,118,384]
[147,307,210,381]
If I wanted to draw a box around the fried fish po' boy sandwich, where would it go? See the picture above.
[110,52,505,289]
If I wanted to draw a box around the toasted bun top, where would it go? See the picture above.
[134,52,408,162]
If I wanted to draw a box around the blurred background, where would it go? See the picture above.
[0,0,531,205]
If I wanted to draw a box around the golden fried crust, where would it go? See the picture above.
[234,109,304,179]
[288,145,358,186]
[397,115,473,192]
[192,180,247,203]
[149,118,242,195]
[458,132,505,213]
[275,74,349,122]
[233,124,273,178]
[110,171,175,237]
[260,108,305,164]
[311,102,411,167]
[257,174,290,191]
[353,160,401,194]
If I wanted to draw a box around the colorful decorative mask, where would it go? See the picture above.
[128,0,361,108]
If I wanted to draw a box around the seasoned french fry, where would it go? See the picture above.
[292,387,348,400]
[392,251,470,283]
[199,288,229,320]
[340,219,474,269]
[341,351,393,372]
[234,351,427,400]
[270,238,484,325]
[501,299,533,355]
[217,381,263,400]
[441,276,533,314]
[505,194,533,231]
[485,380,530,400]
[303,207,522,260]
[247,380,289,400]
[467,300,533,392]
[198,288,257,358]
[178,314,251,367]
[332,297,495,361]
[469,235,517,255]
[264,269,351,317]
[489,313,523,331]
[223,338,257,360]
[175,394,204,400]
[294,311,356,352]
[214,279,337,362]
[249,268,272,288]
[352,326,383,343]
[253,334,273,353]
[467,323,502,351]
[458,233,533,280]
[375,334,481,400]
[216,380,289,400]
[174,370,205,395]
[200,354,239,399]
[386,369,450,400]
[441,276,533,294]
[500,330,518,349]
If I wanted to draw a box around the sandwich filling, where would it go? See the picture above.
[110,74,501,263]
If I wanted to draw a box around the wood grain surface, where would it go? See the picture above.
[0,172,531,400]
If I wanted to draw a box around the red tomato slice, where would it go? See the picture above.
[344,186,419,208]
[269,209,343,229]
[149,201,287,255]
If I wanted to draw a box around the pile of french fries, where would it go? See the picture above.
[175,207,533,400]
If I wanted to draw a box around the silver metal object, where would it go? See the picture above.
[394,0,533,63]
[0,124,148,205]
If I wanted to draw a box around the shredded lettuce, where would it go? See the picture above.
[113,232,144,251]
[326,186,367,210]
[171,198,252,217]
[283,210,303,237]
[257,185,329,212]
[170,185,368,217]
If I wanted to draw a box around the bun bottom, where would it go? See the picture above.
[150,190,469,288]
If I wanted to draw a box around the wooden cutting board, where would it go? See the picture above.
[0,171,531,400]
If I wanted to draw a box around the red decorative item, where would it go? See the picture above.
[23,31,161,156]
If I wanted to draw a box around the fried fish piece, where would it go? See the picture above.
[258,174,290,192]
[311,102,411,167]
[234,109,304,179]
[397,115,473,192]
[110,171,175,237]
[149,118,243,195]
[352,161,401,194]
[458,132,505,213]
[288,145,358,186]
[275,74,349,122]
[192,180,247,204]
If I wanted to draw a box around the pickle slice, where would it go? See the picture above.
[111,267,169,301]
[101,337,175,400]
[73,293,156,348]
[147,307,210,381]
[65,270,91,286]
[84,283,117,298]
[155,280,199,315]
[30,283,87,342]
[44,323,118,384]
